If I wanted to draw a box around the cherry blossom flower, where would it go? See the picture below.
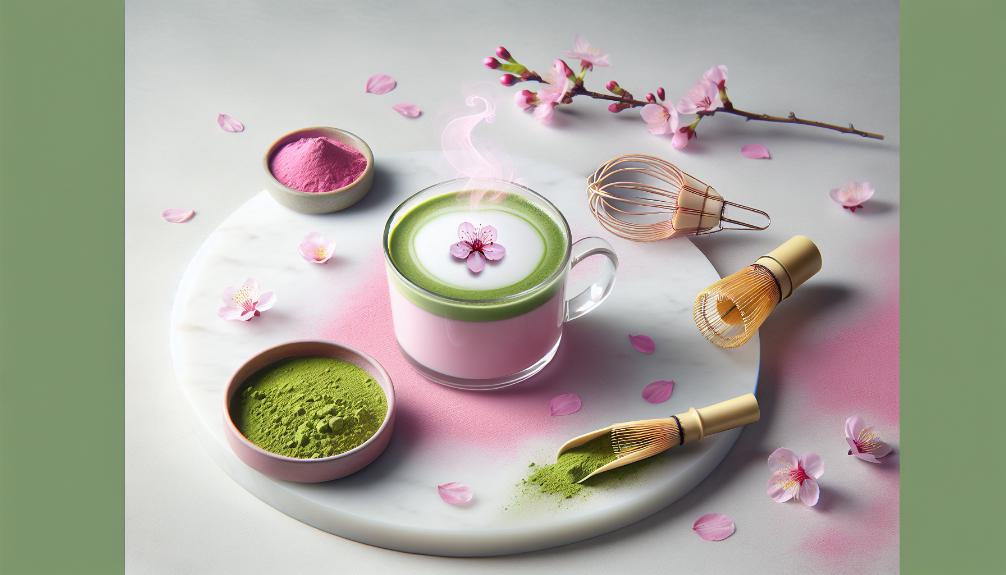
[218,278,275,321]
[703,65,728,89]
[563,34,610,70]
[829,181,875,212]
[298,232,335,264]
[677,79,719,114]
[845,415,893,463]
[532,60,572,125]
[514,89,536,111]
[640,103,679,136]
[672,126,695,150]
[450,222,505,274]
[767,448,823,507]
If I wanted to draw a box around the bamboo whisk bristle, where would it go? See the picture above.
[693,264,781,349]
[610,418,681,462]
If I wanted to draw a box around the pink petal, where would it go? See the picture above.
[628,334,655,354]
[846,437,862,455]
[437,482,473,506]
[482,243,506,261]
[218,305,243,320]
[216,113,244,133]
[161,208,195,223]
[239,309,256,321]
[466,251,486,273]
[829,181,875,207]
[640,104,671,135]
[255,291,276,312]
[853,452,881,463]
[741,144,771,159]
[845,415,865,442]
[703,65,728,87]
[798,478,820,507]
[641,380,675,404]
[800,453,824,479]
[671,129,691,150]
[869,441,893,459]
[478,225,497,244]
[365,74,397,95]
[767,470,798,502]
[692,513,736,541]
[676,98,699,115]
[458,221,477,243]
[450,241,473,259]
[768,448,799,473]
[392,103,422,118]
[549,393,582,416]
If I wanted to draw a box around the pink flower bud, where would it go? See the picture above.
[483,57,500,69]
[646,93,656,103]
[608,103,622,113]
[496,46,513,61]
[657,87,666,101]
[559,60,575,79]
[606,80,620,92]
[500,73,518,86]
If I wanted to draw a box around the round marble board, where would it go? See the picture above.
[170,152,759,556]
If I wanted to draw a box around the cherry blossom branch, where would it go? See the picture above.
[484,41,885,147]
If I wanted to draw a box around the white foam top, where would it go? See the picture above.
[411,210,545,290]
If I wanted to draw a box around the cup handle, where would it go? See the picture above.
[565,237,618,322]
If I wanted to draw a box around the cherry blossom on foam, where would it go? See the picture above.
[563,34,610,71]
[845,415,893,463]
[450,222,505,274]
[218,278,275,321]
[767,448,823,507]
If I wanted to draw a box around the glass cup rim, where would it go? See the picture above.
[382,177,574,307]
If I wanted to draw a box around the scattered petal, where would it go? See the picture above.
[437,482,473,506]
[741,144,772,159]
[161,208,195,223]
[628,334,655,354]
[692,513,736,541]
[393,102,422,118]
[829,181,875,210]
[845,415,893,462]
[549,393,582,416]
[365,74,397,95]
[298,232,336,264]
[217,113,244,132]
[641,380,675,404]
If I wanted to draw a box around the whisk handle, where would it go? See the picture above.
[565,237,619,322]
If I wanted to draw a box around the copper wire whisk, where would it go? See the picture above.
[586,154,770,241]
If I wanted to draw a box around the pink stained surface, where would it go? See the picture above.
[269,136,368,193]
[317,259,579,448]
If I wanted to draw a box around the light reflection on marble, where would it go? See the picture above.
[170,153,758,556]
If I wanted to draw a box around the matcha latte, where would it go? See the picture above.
[383,179,616,390]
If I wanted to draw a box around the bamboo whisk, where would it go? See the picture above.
[556,394,761,482]
[694,235,823,348]
[586,154,770,241]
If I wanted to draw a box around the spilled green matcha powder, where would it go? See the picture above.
[526,435,618,498]
[231,357,388,459]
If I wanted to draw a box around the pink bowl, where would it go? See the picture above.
[223,340,396,483]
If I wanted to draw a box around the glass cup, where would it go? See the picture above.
[382,178,618,390]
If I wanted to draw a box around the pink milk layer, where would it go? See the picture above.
[388,284,565,380]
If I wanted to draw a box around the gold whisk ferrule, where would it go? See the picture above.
[586,154,770,242]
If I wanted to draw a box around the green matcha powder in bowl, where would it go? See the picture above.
[223,341,396,483]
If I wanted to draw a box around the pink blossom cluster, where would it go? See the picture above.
[484,37,731,149]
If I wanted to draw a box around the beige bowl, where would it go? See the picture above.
[223,340,396,483]
[264,127,375,214]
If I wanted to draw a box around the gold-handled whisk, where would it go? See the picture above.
[556,393,761,483]
[586,154,771,242]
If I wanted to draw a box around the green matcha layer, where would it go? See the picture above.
[387,191,570,321]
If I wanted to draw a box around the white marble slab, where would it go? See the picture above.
[170,152,759,556]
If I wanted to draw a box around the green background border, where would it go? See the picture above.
[0,0,124,573]
[1,1,1005,572]
[902,1,1005,573]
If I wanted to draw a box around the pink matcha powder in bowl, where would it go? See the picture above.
[264,127,375,214]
